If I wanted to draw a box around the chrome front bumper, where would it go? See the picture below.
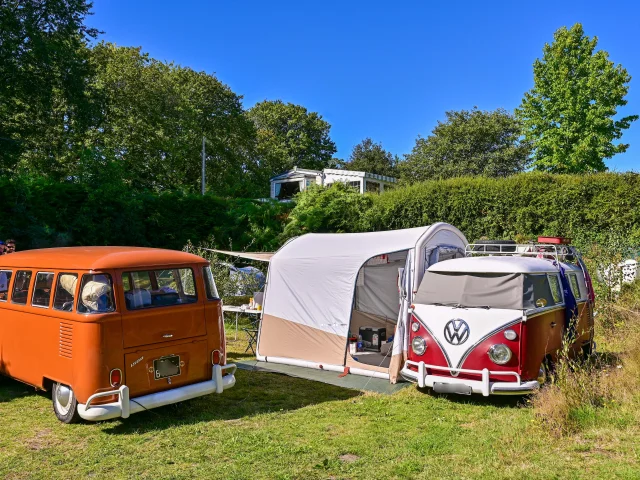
[401,360,539,396]
[77,364,237,421]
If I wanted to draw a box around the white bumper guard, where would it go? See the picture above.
[401,360,539,396]
[77,364,237,421]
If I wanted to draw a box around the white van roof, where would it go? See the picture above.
[428,255,559,274]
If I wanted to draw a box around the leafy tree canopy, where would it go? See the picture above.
[86,43,258,195]
[342,138,399,177]
[517,23,638,173]
[247,100,337,184]
[400,108,531,182]
[0,0,99,176]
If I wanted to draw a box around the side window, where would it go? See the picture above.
[77,273,115,314]
[0,270,12,301]
[567,273,582,300]
[53,273,78,311]
[203,266,220,300]
[11,270,32,305]
[547,274,563,304]
[524,274,559,309]
[32,272,55,308]
[179,268,197,297]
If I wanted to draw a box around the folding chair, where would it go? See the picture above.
[243,328,259,355]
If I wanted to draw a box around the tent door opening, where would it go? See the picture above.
[346,250,408,374]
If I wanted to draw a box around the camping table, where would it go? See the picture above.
[222,305,262,340]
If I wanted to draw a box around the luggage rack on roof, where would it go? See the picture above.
[464,243,574,263]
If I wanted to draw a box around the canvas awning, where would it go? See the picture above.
[203,248,274,262]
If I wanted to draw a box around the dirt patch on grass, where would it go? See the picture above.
[23,428,58,451]
[339,454,360,463]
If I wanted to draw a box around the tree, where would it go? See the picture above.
[86,43,258,195]
[343,138,398,177]
[247,100,337,185]
[0,0,99,177]
[400,108,531,182]
[517,23,638,173]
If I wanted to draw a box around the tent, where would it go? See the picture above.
[256,223,468,382]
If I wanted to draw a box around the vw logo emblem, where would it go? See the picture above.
[444,319,470,345]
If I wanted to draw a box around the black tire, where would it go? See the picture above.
[541,356,556,384]
[472,239,517,253]
[52,382,81,424]
[581,340,596,360]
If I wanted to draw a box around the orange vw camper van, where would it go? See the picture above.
[0,247,236,423]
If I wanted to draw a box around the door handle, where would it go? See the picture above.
[163,334,174,338]
[550,322,557,328]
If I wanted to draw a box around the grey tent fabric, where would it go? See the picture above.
[355,252,407,320]
[414,271,524,310]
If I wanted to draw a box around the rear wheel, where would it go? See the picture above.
[52,382,81,424]
[581,340,596,360]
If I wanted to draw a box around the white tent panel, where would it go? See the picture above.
[257,223,469,381]
[263,227,430,338]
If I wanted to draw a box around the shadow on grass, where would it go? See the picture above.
[416,386,526,408]
[102,367,359,435]
[0,375,34,404]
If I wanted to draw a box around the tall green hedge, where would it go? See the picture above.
[0,176,290,251]
[3,173,639,253]
[285,173,640,247]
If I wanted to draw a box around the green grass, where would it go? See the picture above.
[1,330,639,479]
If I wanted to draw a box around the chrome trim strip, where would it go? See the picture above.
[525,305,565,318]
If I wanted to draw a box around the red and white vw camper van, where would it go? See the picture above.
[401,239,594,396]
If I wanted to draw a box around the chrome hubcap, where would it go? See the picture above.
[55,384,73,414]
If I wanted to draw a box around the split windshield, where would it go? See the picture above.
[414,271,563,310]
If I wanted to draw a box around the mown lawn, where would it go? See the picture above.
[0,328,639,479]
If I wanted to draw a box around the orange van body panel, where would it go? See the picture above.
[0,247,226,405]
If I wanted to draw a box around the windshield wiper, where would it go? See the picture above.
[429,302,491,309]
[430,302,466,309]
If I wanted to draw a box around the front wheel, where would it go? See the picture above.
[52,382,81,424]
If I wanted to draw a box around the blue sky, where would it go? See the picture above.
[91,0,639,171]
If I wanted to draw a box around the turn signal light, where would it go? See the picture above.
[110,368,122,387]
[211,350,221,365]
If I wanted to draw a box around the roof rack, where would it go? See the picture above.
[465,243,575,264]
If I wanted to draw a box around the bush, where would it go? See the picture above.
[0,176,291,252]
[285,172,640,246]
[283,182,373,238]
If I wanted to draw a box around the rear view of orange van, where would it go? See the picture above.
[0,247,235,423]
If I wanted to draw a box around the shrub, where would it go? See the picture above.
[0,176,291,252]
[285,172,640,247]
[283,182,373,238]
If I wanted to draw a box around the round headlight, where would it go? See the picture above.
[411,336,427,355]
[487,344,512,365]
[411,321,420,332]
[503,329,517,341]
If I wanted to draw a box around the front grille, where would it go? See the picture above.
[59,323,73,358]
